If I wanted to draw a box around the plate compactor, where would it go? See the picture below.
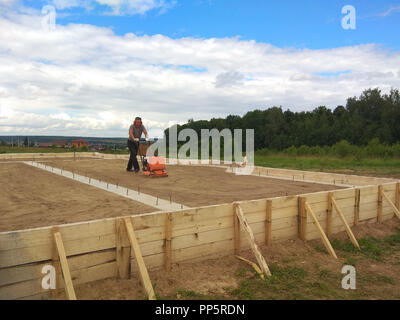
[137,139,168,177]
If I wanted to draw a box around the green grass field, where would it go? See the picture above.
[160,226,400,300]
[2,146,400,178]
[254,154,400,178]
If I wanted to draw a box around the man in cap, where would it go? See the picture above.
[127,117,149,173]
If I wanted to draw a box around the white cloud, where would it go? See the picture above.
[47,0,176,15]
[379,5,400,17]
[0,11,399,137]
[215,71,245,88]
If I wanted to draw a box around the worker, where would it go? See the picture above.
[127,117,149,173]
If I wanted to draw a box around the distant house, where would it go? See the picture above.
[71,139,89,148]
[51,139,67,148]
[39,142,52,147]
[90,144,106,151]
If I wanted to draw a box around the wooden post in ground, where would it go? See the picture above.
[123,217,156,300]
[165,213,172,272]
[116,219,130,279]
[51,227,61,299]
[265,200,272,246]
[298,197,307,241]
[396,183,400,212]
[233,204,241,255]
[330,194,360,250]
[235,204,271,276]
[354,188,360,226]
[378,185,383,223]
[53,230,77,300]
[304,202,338,259]
[326,192,333,237]
[382,191,400,219]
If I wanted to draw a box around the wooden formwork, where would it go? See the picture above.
[0,153,399,299]
[1,181,399,300]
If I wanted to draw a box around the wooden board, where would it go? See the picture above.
[53,231,76,300]
[235,204,271,276]
[124,217,156,300]
[116,219,130,279]
[304,202,337,259]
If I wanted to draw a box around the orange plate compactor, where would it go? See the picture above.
[138,139,168,177]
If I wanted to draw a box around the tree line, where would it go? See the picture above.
[165,88,400,153]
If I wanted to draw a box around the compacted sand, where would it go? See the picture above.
[0,163,156,231]
[41,159,343,207]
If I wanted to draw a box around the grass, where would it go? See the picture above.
[0,146,72,154]
[0,146,93,154]
[254,153,400,177]
[230,263,344,300]
[329,228,400,262]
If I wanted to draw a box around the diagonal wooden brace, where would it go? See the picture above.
[235,203,271,276]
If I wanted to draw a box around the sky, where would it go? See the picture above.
[0,0,399,138]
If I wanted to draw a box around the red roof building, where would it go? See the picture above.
[71,139,89,148]
[39,142,52,147]
[51,139,67,147]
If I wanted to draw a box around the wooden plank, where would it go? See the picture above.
[116,219,130,279]
[326,192,333,237]
[298,197,307,241]
[235,255,264,280]
[2,260,116,300]
[51,227,61,299]
[123,217,156,300]
[330,195,360,249]
[378,185,383,223]
[382,191,400,219]
[354,188,360,226]
[265,200,272,246]
[233,206,241,255]
[304,202,337,259]
[165,213,172,272]
[53,231,77,300]
[235,204,271,276]
[0,250,115,288]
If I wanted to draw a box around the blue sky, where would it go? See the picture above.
[32,0,400,50]
[0,0,399,137]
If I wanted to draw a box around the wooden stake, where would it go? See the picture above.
[123,217,156,300]
[53,231,77,300]
[235,255,265,280]
[396,183,400,212]
[378,185,383,223]
[51,227,61,299]
[116,219,130,279]
[330,194,360,249]
[382,191,400,219]
[233,204,241,255]
[235,204,271,276]
[265,200,272,246]
[354,188,360,226]
[298,197,307,241]
[304,202,337,259]
[326,192,333,237]
[165,213,172,272]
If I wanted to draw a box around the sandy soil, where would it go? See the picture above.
[41,159,343,207]
[0,163,157,232]
[61,218,400,300]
